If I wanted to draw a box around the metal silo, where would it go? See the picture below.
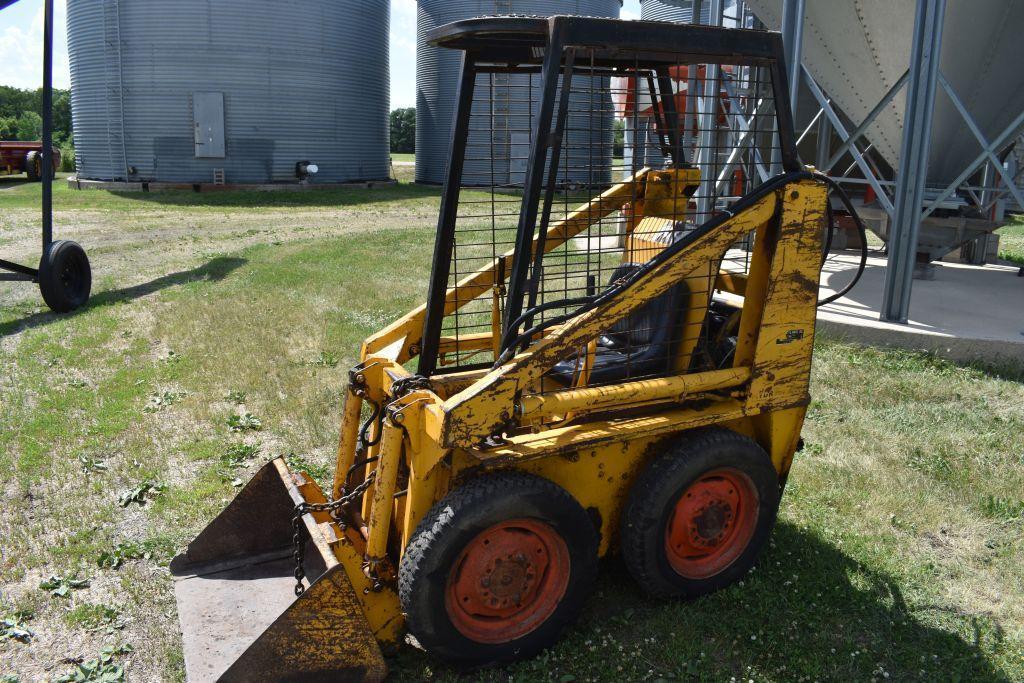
[639,0,710,23]
[67,0,390,185]
[416,0,622,186]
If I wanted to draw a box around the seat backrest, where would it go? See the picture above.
[603,262,688,357]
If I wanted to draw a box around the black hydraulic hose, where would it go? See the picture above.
[344,455,379,489]
[493,170,869,367]
[815,175,869,307]
[358,399,383,447]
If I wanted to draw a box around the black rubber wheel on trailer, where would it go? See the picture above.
[620,427,780,599]
[399,470,598,665]
[25,151,41,181]
[38,240,92,313]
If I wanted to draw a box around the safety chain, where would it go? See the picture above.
[389,374,432,398]
[292,473,376,596]
[292,375,431,595]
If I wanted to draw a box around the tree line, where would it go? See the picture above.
[0,85,76,170]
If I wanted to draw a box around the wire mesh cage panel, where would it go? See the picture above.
[421,17,796,397]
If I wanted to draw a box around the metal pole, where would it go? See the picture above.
[815,113,831,170]
[696,0,723,218]
[780,0,804,119]
[42,0,54,250]
[769,0,803,174]
[880,0,946,323]
[417,54,477,376]
[683,0,704,155]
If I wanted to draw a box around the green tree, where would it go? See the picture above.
[613,118,625,158]
[390,107,415,154]
[0,86,73,142]
[16,111,42,140]
[0,116,18,141]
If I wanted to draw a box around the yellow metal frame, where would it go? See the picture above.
[288,170,828,642]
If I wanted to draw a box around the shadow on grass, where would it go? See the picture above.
[106,182,441,209]
[389,521,1009,681]
[0,256,246,337]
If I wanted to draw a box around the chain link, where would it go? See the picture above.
[292,375,430,595]
[291,472,376,596]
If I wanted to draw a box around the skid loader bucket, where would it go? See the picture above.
[170,458,387,682]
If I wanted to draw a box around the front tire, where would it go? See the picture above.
[620,427,780,598]
[399,471,598,665]
[38,240,91,313]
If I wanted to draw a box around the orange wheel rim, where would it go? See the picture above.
[445,518,570,644]
[665,468,759,579]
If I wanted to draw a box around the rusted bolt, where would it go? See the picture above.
[408,344,421,355]
[355,373,366,384]
[392,411,405,424]
[790,190,800,200]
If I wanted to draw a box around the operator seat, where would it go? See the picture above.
[548,262,690,385]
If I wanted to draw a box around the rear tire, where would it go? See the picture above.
[38,240,91,313]
[620,427,779,599]
[25,151,41,181]
[399,471,598,665]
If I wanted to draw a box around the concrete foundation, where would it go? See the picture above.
[67,176,395,192]
[817,252,1024,364]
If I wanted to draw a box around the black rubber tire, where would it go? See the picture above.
[620,427,780,599]
[25,151,41,181]
[399,471,598,665]
[38,240,91,313]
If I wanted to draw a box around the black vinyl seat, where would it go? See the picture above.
[549,262,690,385]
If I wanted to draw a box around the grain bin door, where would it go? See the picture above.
[193,92,226,158]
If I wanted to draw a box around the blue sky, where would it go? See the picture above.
[1,0,641,108]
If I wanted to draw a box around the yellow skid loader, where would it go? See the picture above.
[171,16,866,681]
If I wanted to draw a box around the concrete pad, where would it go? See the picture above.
[66,175,396,192]
[816,252,1024,363]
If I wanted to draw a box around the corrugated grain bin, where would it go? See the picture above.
[640,0,710,24]
[416,0,621,186]
[67,0,390,184]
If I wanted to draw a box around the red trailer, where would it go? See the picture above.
[0,141,61,181]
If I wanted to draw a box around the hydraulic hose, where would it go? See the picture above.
[493,170,870,368]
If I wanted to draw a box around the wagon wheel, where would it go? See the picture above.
[38,240,92,313]
[399,471,598,665]
[25,151,41,181]
[621,427,780,598]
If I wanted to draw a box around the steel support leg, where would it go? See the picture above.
[815,113,831,171]
[696,0,723,218]
[880,0,946,323]
[780,0,804,119]
[769,0,803,175]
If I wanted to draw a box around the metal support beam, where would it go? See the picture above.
[696,0,723,218]
[880,0,946,323]
[823,70,909,172]
[769,0,803,175]
[682,0,703,154]
[814,111,831,170]
[803,68,896,216]
[929,73,1024,212]
[919,107,1024,220]
[780,0,804,119]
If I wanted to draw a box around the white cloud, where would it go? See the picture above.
[390,0,417,109]
[0,0,70,89]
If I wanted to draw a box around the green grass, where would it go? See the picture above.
[391,153,415,163]
[1,179,1022,681]
[997,215,1024,265]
